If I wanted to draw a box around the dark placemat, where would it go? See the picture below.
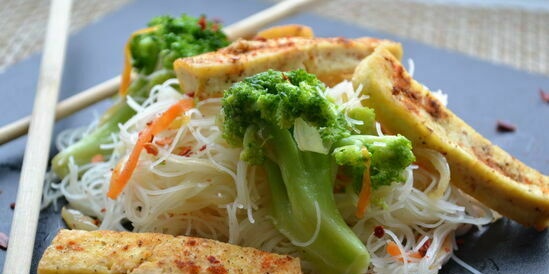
[0,0,547,273]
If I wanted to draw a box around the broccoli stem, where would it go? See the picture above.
[51,70,175,177]
[263,125,370,274]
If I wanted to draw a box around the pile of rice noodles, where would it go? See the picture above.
[44,77,494,274]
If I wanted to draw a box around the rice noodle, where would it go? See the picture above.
[43,78,493,274]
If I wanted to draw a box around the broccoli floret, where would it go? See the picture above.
[223,70,350,160]
[52,15,229,178]
[131,15,229,75]
[333,134,415,192]
[222,69,416,273]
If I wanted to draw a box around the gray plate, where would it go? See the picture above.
[0,0,547,273]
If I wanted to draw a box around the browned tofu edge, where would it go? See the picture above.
[173,36,402,99]
[38,229,302,274]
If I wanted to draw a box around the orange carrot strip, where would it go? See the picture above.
[386,241,423,262]
[355,147,371,218]
[107,99,194,199]
[386,241,402,257]
[119,26,159,96]
[409,252,423,259]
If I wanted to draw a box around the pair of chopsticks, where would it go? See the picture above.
[2,0,318,273]
[3,0,72,273]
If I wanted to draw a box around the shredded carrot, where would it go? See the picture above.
[119,26,159,96]
[386,241,402,257]
[143,143,159,156]
[154,136,174,146]
[355,147,372,218]
[408,251,423,259]
[386,241,423,262]
[107,99,194,199]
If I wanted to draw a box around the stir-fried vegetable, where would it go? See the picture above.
[221,69,415,273]
[52,15,229,178]
[107,98,194,199]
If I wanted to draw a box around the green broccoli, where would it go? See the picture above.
[333,134,415,193]
[52,15,229,177]
[130,15,229,74]
[221,69,415,273]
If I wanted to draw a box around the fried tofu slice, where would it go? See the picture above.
[38,229,302,274]
[255,24,314,39]
[352,45,549,229]
[174,37,402,99]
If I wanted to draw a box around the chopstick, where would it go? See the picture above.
[2,0,72,273]
[0,76,120,145]
[0,0,318,146]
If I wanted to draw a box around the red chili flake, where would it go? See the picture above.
[207,255,220,264]
[174,260,200,273]
[540,88,549,103]
[496,120,516,133]
[374,225,385,238]
[155,137,174,147]
[281,72,289,81]
[144,143,159,156]
[67,240,84,251]
[177,146,193,157]
[0,232,8,250]
[138,131,154,142]
[100,208,106,213]
[9,202,15,210]
[418,239,432,257]
[198,16,207,30]
[207,265,228,274]
[186,91,195,98]
[146,121,153,126]
[199,145,207,152]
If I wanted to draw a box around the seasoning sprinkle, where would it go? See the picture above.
[540,88,549,103]
[374,225,385,238]
[0,232,8,250]
[496,120,516,133]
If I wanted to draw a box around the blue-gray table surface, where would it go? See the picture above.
[0,0,547,273]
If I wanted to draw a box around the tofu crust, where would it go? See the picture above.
[174,36,402,99]
[38,229,302,274]
[352,45,549,229]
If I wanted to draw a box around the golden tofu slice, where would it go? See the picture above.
[255,24,314,39]
[38,229,302,274]
[174,37,402,99]
[352,45,549,229]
